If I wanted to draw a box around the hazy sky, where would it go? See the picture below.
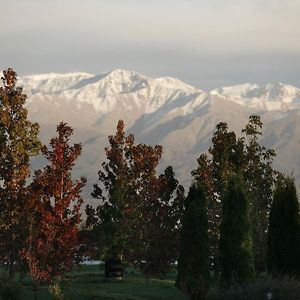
[1,0,300,89]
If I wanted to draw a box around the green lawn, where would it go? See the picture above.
[20,265,187,300]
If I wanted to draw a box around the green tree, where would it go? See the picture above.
[86,120,136,261]
[176,182,210,300]
[193,116,279,275]
[192,123,243,276]
[87,122,185,277]
[219,175,254,288]
[0,68,41,277]
[267,177,300,278]
[242,115,278,272]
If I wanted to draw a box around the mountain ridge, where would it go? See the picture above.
[10,69,300,199]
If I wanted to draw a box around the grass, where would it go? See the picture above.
[4,266,300,300]
[208,276,300,300]
[19,265,187,300]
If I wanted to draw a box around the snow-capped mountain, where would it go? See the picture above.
[211,82,300,112]
[16,70,300,200]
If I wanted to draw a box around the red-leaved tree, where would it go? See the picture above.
[23,122,86,297]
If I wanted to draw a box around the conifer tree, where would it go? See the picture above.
[0,68,41,277]
[267,177,300,278]
[193,116,279,275]
[176,182,209,300]
[219,175,254,288]
[192,123,243,276]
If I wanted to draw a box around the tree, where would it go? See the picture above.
[176,182,210,300]
[0,68,41,277]
[87,121,184,277]
[267,177,300,278]
[192,123,242,276]
[242,115,278,272]
[219,175,254,288]
[86,120,139,261]
[23,122,86,295]
[135,166,185,278]
[192,116,279,275]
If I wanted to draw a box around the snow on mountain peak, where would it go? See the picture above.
[211,82,300,111]
[19,72,93,95]
[155,76,202,93]
[20,69,205,115]
[16,70,300,115]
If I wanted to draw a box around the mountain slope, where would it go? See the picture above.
[16,70,300,199]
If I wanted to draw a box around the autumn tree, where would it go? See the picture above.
[219,175,254,288]
[267,177,300,278]
[134,166,185,277]
[23,122,86,296]
[0,68,41,277]
[87,120,184,277]
[176,182,210,300]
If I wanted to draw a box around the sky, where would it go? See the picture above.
[1,0,300,90]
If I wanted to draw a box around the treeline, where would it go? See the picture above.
[1,68,300,299]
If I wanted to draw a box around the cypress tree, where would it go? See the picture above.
[176,182,209,300]
[219,175,254,288]
[267,177,300,278]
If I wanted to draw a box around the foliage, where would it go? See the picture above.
[219,175,254,289]
[87,120,184,277]
[0,68,41,276]
[267,177,300,278]
[192,116,279,275]
[86,120,138,260]
[23,123,86,286]
[192,122,244,275]
[49,282,65,300]
[176,182,210,300]
[135,166,185,278]
[241,116,278,272]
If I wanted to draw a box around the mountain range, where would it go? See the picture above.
[17,69,300,202]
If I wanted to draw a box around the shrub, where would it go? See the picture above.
[0,276,23,300]
[208,277,300,300]
[49,282,65,300]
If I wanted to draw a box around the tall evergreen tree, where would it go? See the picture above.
[0,68,41,277]
[193,116,279,275]
[219,175,254,288]
[192,123,243,276]
[176,182,210,300]
[267,177,300,278]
